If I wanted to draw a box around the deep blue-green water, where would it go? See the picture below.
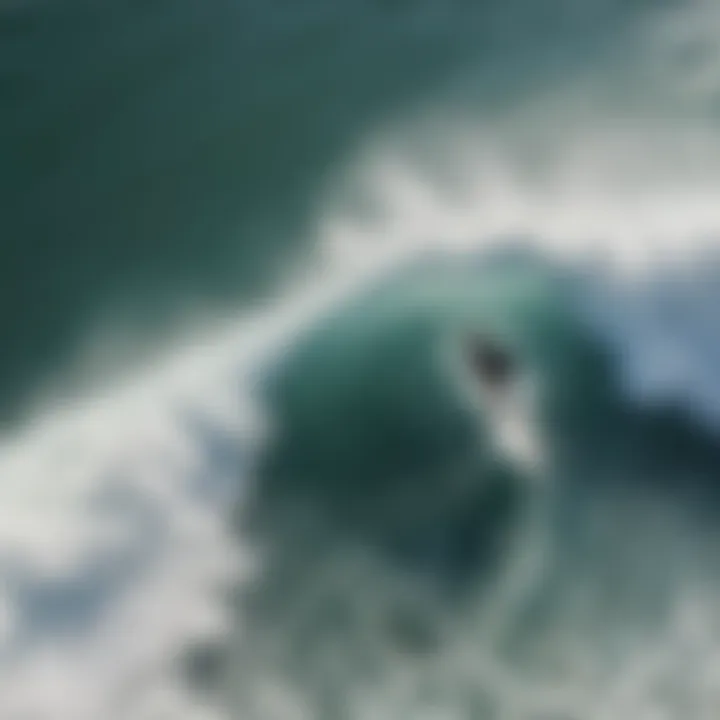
[3,1,720,718]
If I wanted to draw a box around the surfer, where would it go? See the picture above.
[466,335,516,389]
[463,333,544,473]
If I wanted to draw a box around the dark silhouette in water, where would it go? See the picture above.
[466,335,516,390]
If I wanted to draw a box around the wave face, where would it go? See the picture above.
[223,250,720,719]
[4,0,720,718]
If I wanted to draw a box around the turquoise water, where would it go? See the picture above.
[3,1,720,718]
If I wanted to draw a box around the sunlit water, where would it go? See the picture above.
[3,1,720,718]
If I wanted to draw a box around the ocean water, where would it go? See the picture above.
[3,1,720,718]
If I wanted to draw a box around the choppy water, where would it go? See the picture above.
[3,1,720,718]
